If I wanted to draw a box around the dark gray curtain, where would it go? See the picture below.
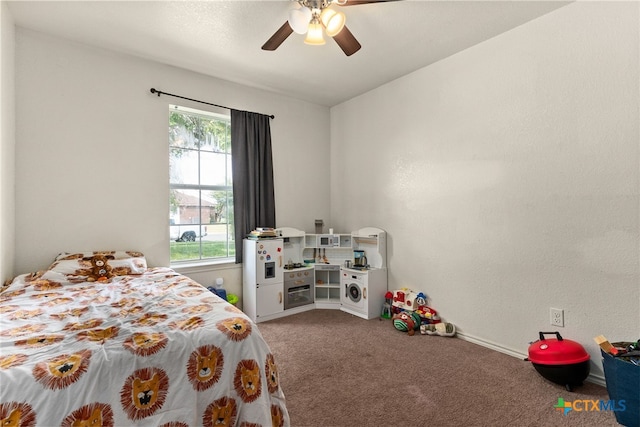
[231,109,276,263]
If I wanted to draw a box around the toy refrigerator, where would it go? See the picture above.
[242,238,284,322]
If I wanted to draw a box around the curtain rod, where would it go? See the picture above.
[150,88,275,119]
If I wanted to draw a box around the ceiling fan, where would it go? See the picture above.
[262,0,400,56]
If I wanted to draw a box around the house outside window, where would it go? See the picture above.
[169,105,235,264]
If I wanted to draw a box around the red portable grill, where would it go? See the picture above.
[527,331,590,392]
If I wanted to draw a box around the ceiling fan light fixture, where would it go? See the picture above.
[320,8,346,37]
[288,6,312,34]
[263,0,377,55]
[304,21,326,45]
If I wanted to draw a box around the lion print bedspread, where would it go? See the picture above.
[0,267,289,426]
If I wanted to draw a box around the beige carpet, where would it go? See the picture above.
[257,309,620,427]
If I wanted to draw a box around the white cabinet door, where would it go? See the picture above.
[256,283,283,318]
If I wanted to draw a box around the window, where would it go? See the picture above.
[169,105,235,264]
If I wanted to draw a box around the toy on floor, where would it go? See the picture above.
[390,288,441,324]
[391,288,420,311]
[380,291,393,319]
[389,287,457,337]
[392,311,421,336]
[420,322,456,337]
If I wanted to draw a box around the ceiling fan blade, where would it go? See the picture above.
[332,25,361,56]
[262,21,294,51]
[341,0,402,6]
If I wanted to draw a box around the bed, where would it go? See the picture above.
[0,251,290,427]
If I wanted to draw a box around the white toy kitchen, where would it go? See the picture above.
[242,227,388,323]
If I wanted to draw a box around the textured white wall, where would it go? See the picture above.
[0,2,16,284]
[330,2,639,380]
[14,29,330,276]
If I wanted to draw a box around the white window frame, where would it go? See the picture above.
[169,104,235,266]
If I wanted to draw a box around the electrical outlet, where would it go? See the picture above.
[550,308,564,327]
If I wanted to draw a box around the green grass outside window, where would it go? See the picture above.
[170,241,235,262]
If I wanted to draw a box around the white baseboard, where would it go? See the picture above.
[456,332,606,387]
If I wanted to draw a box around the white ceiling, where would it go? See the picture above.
[7,0,570,107]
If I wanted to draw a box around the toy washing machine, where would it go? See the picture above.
[340,267,387,320]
